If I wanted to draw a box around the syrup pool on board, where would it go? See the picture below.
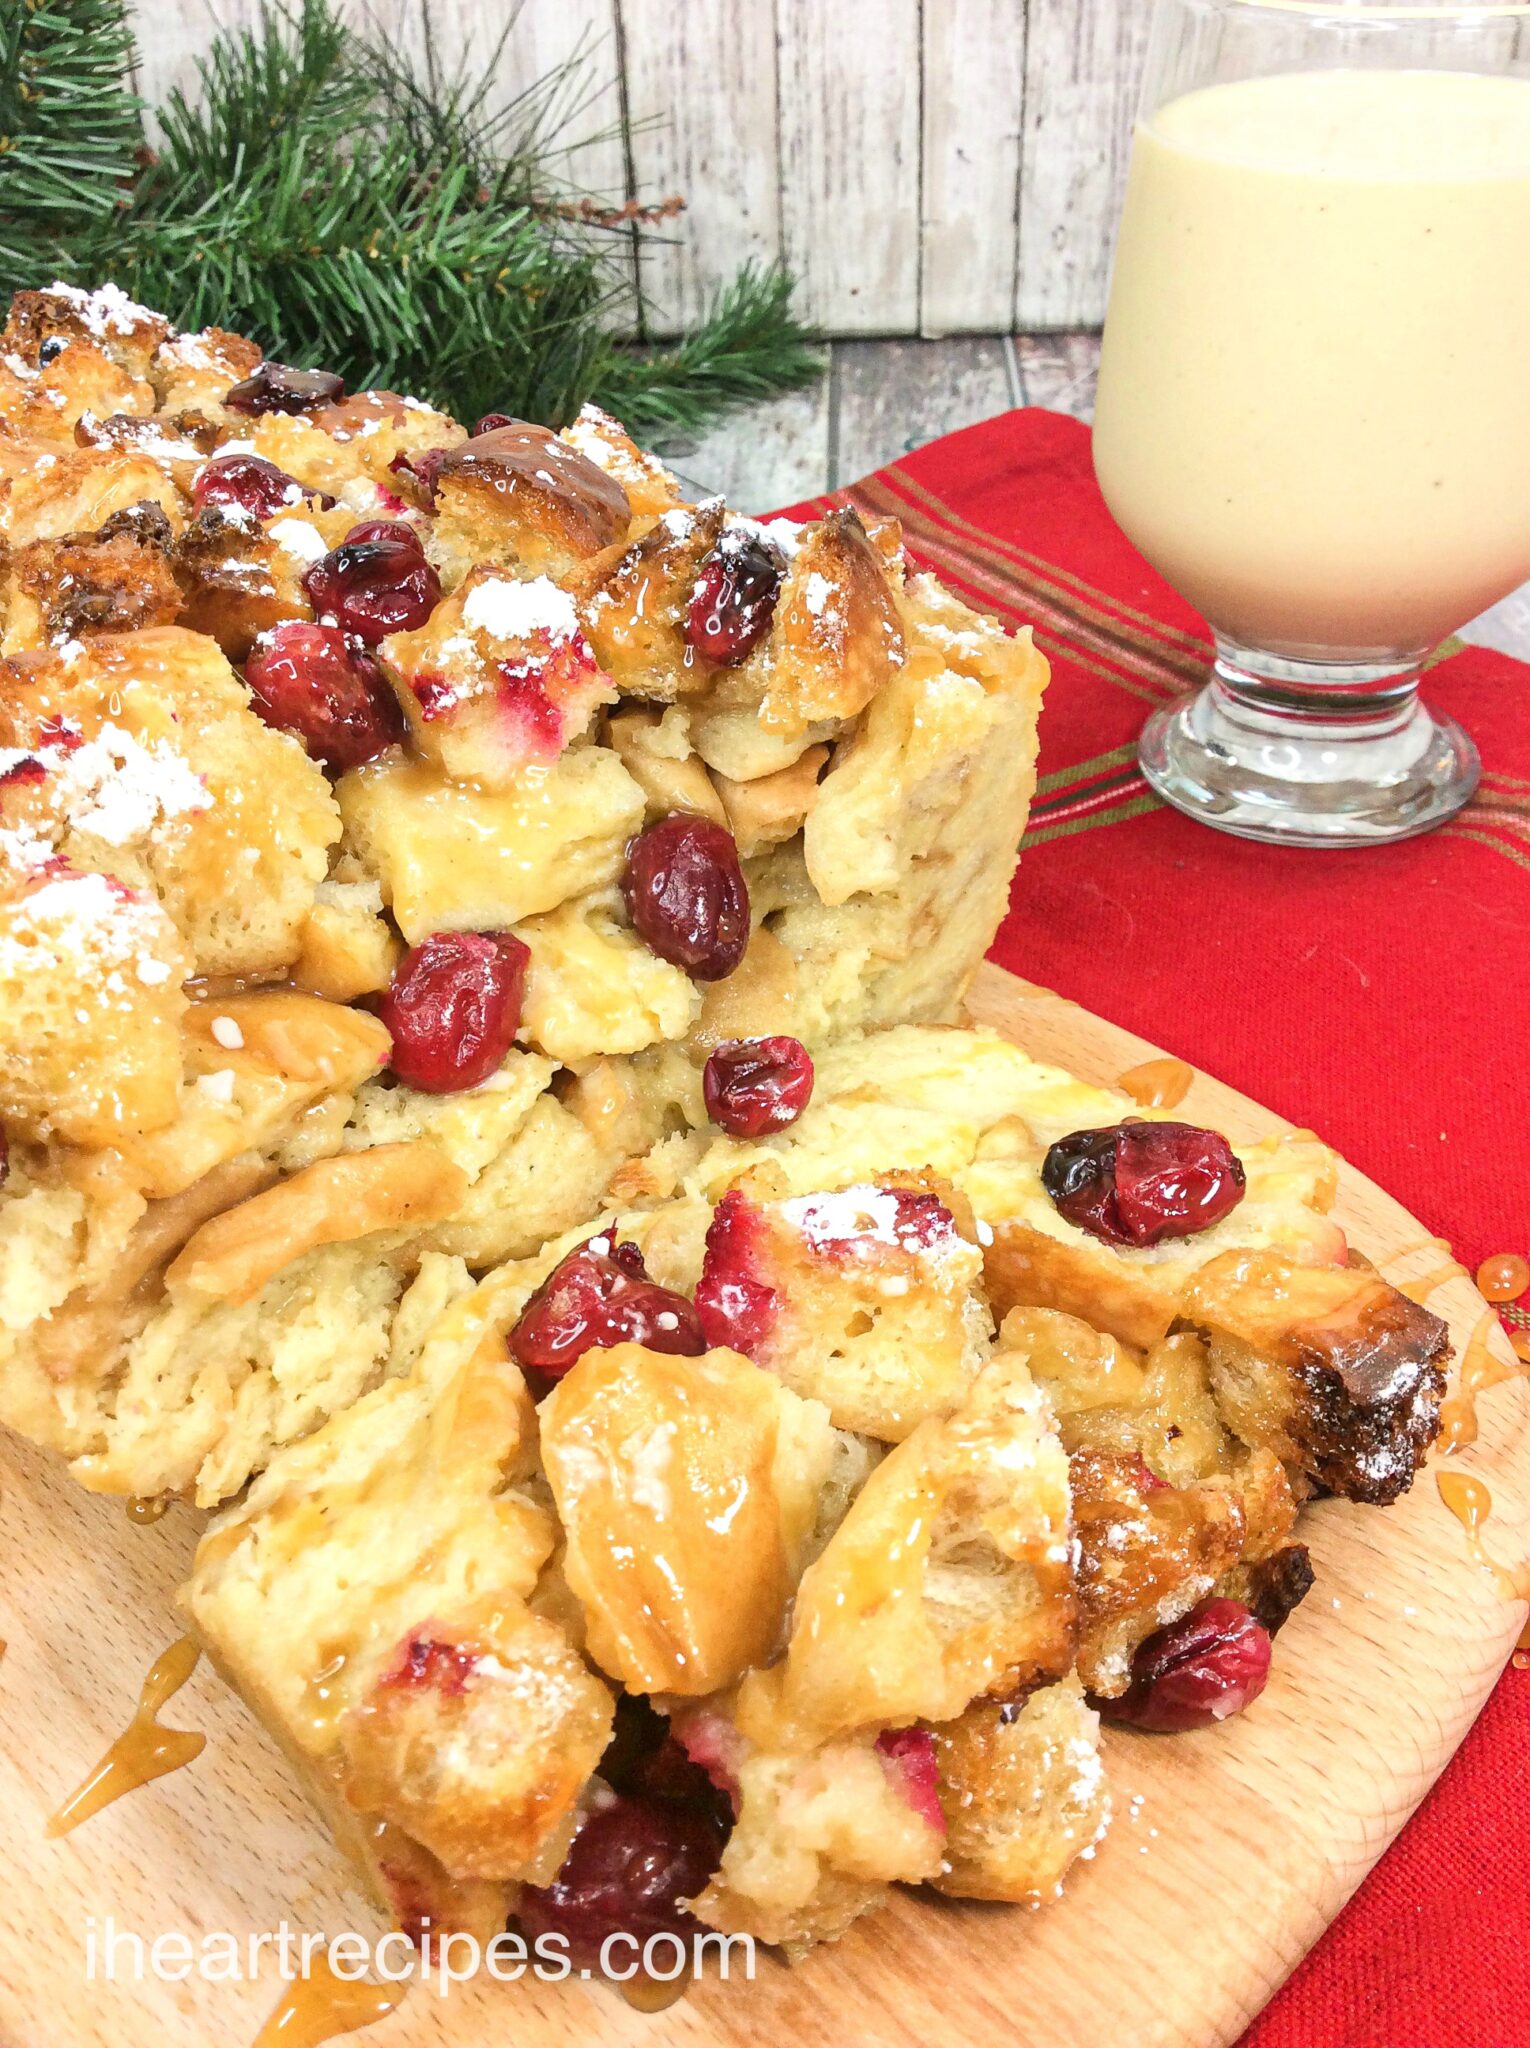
[251,1951,407,2048]
[47,1634,206,1836]
[1115,1057,1194,1111]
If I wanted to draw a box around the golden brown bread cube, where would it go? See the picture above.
[0,447,186,549]
[541,1341,836,1695]
[929,1675,1109,1903]
[1176,1248,1450,1504]
[149,326,263,416]
[559,403,685,528]
[3,523,184,650]
[430,420,633,585]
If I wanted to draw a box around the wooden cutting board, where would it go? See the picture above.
[1,961,1523,2048]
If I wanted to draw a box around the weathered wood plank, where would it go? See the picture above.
[831,335,1011,487]
[919,0,1029,336]
[1016,0,1148,329]
[776,0,923,334]
[656,373,833,516]
[1014,329,1101,419]
[618,0,782,338]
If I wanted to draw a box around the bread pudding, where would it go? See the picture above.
[0,282,1455,2000]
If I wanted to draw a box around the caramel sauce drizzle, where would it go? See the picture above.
[1116,1056,1194,1111]
[125,1494,169,1526]
[620,1970,693,2013]
[1398,1262,1469,1304]
[1439,1310,1526,1455]
[47,1635,206,1837]
[252,1953,407,2047]
[1437,1469,1530,1603]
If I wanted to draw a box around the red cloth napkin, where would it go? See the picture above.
[782,409,1527,2048]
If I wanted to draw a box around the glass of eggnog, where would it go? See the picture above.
[1093,0,1530,845]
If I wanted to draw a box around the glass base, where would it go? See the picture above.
[1138,641,1480,848]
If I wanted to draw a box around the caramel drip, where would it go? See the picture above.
[1436,1470,1530,1601]
[1387,1235,1453,1265]
[1398,1262,1469,1305]
[252,1954,407,2047]
[47,1635,206,1837]
[1477,1251,1530,1305]
[1438,1310,1526,1455]
[125,1494,169,1526]
[1116,1056,1194,1111]
[1513,1331,1530,1366]
[619,1971,693,2013]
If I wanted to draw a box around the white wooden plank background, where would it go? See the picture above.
[131,0,1148,336]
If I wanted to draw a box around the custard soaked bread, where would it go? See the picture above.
[186,1023,1447,1964]
[0,282,1046,1504]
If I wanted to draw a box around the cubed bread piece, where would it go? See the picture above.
[150,326,263,416]
[604,705,728,825]
[751,1347,1074,1742]
[3,523,183,650]
[0,627,341,976]
[173,500,353,660]
[0,447,185,548]
[692,1179,992,1441]
[688,1734,944,1954]
[1176,1248,1450,1504]
[5,285,169,380]
[291,879,401,1001]
[430,420,632,585]
[304,391,464,496]
[380,566,616,786]
[186,1270,607,1922]
[576,498,726,699]
[0,870,189,1145]
[517,894,699,1064]
[559,404,685,527]
[930,1675,1109,1902]
[541,1341,836,1694]
[337,746,644,942]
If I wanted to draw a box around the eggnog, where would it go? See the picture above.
[1093,68,1530,658]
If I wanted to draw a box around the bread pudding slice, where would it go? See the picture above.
[0,280,1049,1505]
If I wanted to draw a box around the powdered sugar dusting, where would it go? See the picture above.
[44,724,211,850]
[44,281,157,340]
[0,870,173,989]
[461,575,580,644]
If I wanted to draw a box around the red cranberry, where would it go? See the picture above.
[243,621,404,772]
[0,755,44,788]
[508,1235,706,1379]
[192,452,332,521]
[472,411,516,436]
[378,930,530,1093]
[303,520,442,644]
[1096,1598,1272,1733]
[517,1793,725,1971]
[225,360,346,415]
[1041,1120,1246,1248]
[875,1728,945,1832]
[694,1191,778,1357]
[702,1037,814,1137]
[621,814,749,982]
[685,532,785,665]
[388,446,449,499]
[376,1634,478,1697]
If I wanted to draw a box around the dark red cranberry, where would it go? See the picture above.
[702,1036,814,1137]
[622,813,749,982]
[303,520,441,644]
[192,452,332,521]
[0,754,44,788]
[1095,1598,1272,1733]
[472,411,516,436]
[243,621,404,772]
[387,445,450,499]
[378,930,530,1092]
[225,360,346,415]
[517,1793,725,1970]
[1041,1120,1246,1248]
[508,1234,706,1379]
[875,1727,945,1832]
[685,532,785,665]
[376,1634,478,1697]
[694,1191,778,1357]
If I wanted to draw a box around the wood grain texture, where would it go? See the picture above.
[918,0,1028,336]
[774,0,924,333]
[831,335,1012,488]
[1015,0,1147,328]
[1,965,1523,2048]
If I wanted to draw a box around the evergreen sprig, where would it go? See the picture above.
[0,0,820,435]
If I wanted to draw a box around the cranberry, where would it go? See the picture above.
[702,1036,814,1137]
[472,411,515,436]
[225,360,346,415]
[243,621,404,772]
[1041,1120,1246,1248]
[875,1728,945,1832]
[517,1793,725,1970]
[622,814,749,982]
[303,520,441,644]
[378,930,530,1092]
[0,755,44,788]
[1097,1598,1272,1733]
[377,1634,477,1697]
[685,532,785,665]
[508,1235,706,1379]
[192,452,331,521]
[694,1191,778,1357]
[388,446,449,499]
